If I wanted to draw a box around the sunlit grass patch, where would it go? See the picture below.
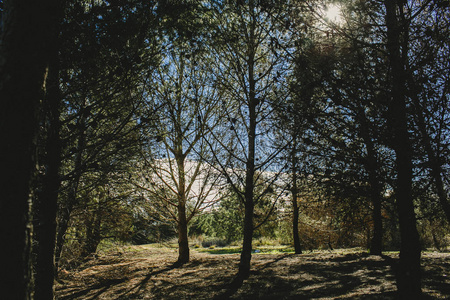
[196,245,295,255]
[255,246,295,254]
[197,246,241,254]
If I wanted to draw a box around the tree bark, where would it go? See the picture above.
[174,112,190,265]
[237,19,258,279]
[358,110,383,255]
[54,108,87,275]
[291,138,302,254]
[0,0,63,298]
[384,1,422,297]
[238,199,254,280]
[292,188,302,254]
[369,178,383,256]
[81,194,103,257]
[177,201,190,265]
[34,49,63,300]
[175,155,189,265]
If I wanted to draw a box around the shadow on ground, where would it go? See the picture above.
[55,248,450,299]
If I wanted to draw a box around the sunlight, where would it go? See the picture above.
[324,4,343,24]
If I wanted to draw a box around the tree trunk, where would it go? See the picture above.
[82,211,102,257]
[369,183,383,255]
[81,194,104,257]
[177,202,190,265]
[0,0,62,298]
[174,136,190,265]
[238,200,254,280]
[34,51,63,300]
[393,133,422,298]
[292,192,302,254]
[357,106,383,255]
[366,150,383,256]
[237,25,257,279]
[54,110,87,275]
[54,201,73,274]
[291,138,302,254]
[384,1,422,297]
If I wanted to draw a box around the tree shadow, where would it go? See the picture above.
[56,251,450,299]
[255,253,290,271]
[57,259,185,300]
[212,254,318,300]
[118,261,186,298]
[236,253,399,299]
[212,272,246,300]
[57,278,127,300]
[421,255,450,298]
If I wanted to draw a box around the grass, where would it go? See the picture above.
[196,245,295,255]
[197,247,241,254]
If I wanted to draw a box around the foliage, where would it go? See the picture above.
[192,193,244,243]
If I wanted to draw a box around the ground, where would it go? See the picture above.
[55,245,450,299]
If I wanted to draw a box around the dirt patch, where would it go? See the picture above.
[55,246,450,299]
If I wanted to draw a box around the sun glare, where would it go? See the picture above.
[324,4,343,24]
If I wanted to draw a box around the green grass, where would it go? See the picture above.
[196,246,295,255]
[257,247,295,254]
[197,247,241,254]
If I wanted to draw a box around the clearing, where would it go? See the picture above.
[55,245,450,299]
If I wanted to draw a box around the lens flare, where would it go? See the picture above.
[324,4,343,24]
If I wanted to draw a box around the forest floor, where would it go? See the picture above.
[55,244,450,299]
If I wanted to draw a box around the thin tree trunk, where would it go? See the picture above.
[238,21,257,279]
[54,112,87,274]
[54,201,73,274]
[358,110,383,255]
[82,199,103,257]
[291,138,302,254]
[369,181,383,255]
[0,0,62,298]
[292,188,302,254]
[384,1,422,297]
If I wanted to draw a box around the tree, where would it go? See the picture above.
[137,44,223,265]
[54,0,156,271]
[0,0,64,298]
[131,1,224,265]
[383,1,422,296]
[207,0,292,280]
